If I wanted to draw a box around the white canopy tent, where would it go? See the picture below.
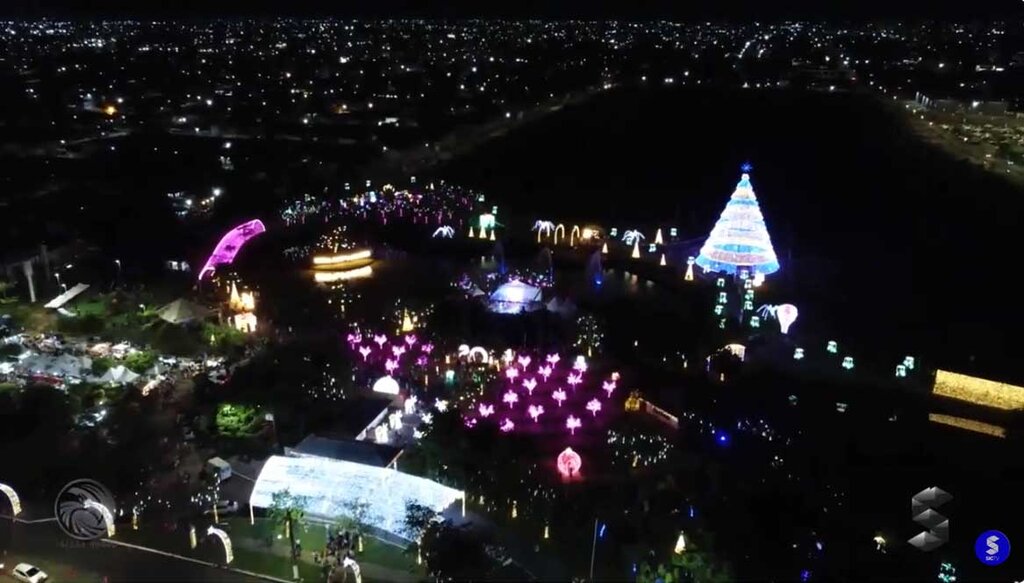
[155,298,213,324]
[97,365,140,385]
[44,283,90,309]
[249,455,464,540]
[19,353,92,378]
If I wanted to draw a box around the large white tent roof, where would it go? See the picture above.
[489,280,542,304]
[249,455,463,540]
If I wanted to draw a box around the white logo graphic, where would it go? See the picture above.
[986,535,1000,556]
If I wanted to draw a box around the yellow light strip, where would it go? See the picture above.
[932,369,1024,411]
[314,265,373,282]
[312,249,372,266]
[928,413,1006,438]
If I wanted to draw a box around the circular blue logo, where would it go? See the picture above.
[975,530,1011,566]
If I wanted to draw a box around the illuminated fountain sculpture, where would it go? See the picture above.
[695,164,780,277]
[198,219,266,280]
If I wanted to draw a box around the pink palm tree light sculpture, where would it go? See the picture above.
[421,343,434,354]
[539,365,553,382]
[374,334,387,349]
[523,378,538,396]
[517,355,532,370]
[573,357,588,373]
[567,373,582,390]
[359,346,372,361]
[566,415,582,435]
[602,380,617,398]
[500,419,515,433]
[346,333,362,346]
[586,399,602,416]
[528,404,545,422]
[478,403,495,418]
[503,390,519,409]
[546,353,561,367]
[404,334,418,347]
[385,359,398,374]
[505,367,520,382]
[552,389,567,407]
[392,345,406,358]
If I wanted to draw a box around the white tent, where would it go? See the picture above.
[19,353,92,378]
[250,455,463,541]
[98,365,140,385]
[155,299,212,324]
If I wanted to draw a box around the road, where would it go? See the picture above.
[1,521,261,582]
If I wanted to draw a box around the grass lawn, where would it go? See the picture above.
[0,301,57,333]
[226,517,422,580]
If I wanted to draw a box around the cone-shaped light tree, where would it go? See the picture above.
[695,164,780,277]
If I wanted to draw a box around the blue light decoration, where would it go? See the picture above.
[598,523,607,539]
[717,292,728,304]
[648,243,657,253]
[716,278,726,288]
[827,340,838,354]
[610,228,618,237]
[688,505,695,518]
[715,431,730,446]
[670,227,678,238]
[714,305,724,316]
[750,316,760,328]
[695,166,780,277]
[793,348,805,360]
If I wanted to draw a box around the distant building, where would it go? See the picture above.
[916,92,1008,115]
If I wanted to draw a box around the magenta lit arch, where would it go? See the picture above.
[197,219,266,280]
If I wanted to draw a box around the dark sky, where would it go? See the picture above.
[4,0,1022,20]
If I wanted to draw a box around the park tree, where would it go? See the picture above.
[269,489,309,571]
[340,499,379,550]
[215,403,258,437]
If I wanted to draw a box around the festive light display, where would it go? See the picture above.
[313,249,373,267]
[533,220,555,243]
[566,415,582,435]
[0,483,22,516]
[523,378,538,395]
[552,389,567,407]
[695,167,780,276]
[827,340,838,354]
[586,399,602,416]
[432,226,455,238]
[932,370,1024,410]
[528,404,545,422]
[198,219,266,280]
[928,413,1006,438]
[655,229,664,245]
[503,390,519,408]
[842,356,855,370]
[793,348,805,360]
[314,266,373,282]
[556,447,582,478]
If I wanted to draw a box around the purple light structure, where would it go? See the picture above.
[374,335,387,348]
[517,355,532,370]
[552,389,567,407]
[566,415,582,435]
[503,390,519,409]
[505,367,520,382]
[546,353,561,367]
[385,359,398,374]
[421,342,434,354]
[198,219,266,280]
[500,418,515,433]
[392,345,406,358]
[479,403,495,418]
[586,399,602,417]
[567,373,582,390]
[523,378,538,396]
[346,333,362,346]
[602,380,617,398]
[404,334,418,347]
[528,404,545,422]
[539,365,553,382]
[359,346,372,361]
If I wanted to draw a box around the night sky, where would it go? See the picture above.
[3,0,1022,20]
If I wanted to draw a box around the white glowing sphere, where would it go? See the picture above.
[373,375,400,395]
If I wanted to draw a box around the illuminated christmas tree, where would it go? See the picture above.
[695,164,780,277]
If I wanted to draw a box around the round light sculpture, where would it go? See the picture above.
[557,447,582,478]
[372,375,400,395]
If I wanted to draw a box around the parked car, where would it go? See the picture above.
[202,500,240,516]
[12,563,48,583]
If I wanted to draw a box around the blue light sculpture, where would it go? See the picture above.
[695,165,780,277]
